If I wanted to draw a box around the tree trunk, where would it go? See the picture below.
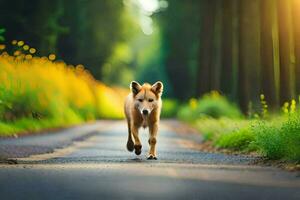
[277,0,295,104]
[260,0,278,109]
[292,0,300,96]
[220,0,234,98]
[238,0,261,113]
[197,0,216,96]
[210,0,222,91]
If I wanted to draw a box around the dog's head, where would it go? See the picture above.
[130,81,163,116]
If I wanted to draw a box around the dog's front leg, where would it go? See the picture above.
[131,125,142,155]
[148,122,158,160]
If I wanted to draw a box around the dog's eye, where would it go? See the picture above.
[148,99,154,102]
[138,99,143,102]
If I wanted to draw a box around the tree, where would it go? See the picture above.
[210,0,222,91]
[158,0,201,99]
[292,0,300,96]
[260,0,279,108]
[57,0,125,79]
[197,0,216,96]
[33,0,67,55]
[277,0,296,104]
[220,0,236,97]
[238,0,261,113]
[0,0,128,80]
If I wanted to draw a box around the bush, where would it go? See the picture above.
[282,115,300,161]
[177,91,242,121]
[252,121,285,159]
[196,91,241,118]
[0,41,128,136]
[193,117,252,142]
[161,99,179,118]
[215,128,255,151]
[254,114,300,161]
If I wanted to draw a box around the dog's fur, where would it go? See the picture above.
[124,81,163,160]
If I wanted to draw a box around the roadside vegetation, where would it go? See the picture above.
[0,41,127,136]
[1,39,299,164]
[175,91,300,163]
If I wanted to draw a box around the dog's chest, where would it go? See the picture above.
[142,117,148,128]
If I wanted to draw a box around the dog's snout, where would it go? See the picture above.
[142,110,149,115]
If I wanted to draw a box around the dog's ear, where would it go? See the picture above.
[130,81,142,95]
[151,81,163,96]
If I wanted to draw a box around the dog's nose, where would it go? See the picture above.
[142,110,149,115]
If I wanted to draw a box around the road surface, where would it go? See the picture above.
[0,120,299,200]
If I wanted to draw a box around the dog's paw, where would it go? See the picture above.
[147,154,157,160]
[126,140,134,152]
[134,144,142,155]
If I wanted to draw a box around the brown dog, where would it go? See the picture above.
[124,81,163,160]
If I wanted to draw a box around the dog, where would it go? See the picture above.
[124,81,163,160]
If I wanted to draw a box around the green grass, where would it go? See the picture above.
[190,114,300,162]
[193,117,251,142]
[215,127,256,152]
[179,91,300,162]
[0,117,82,137]
[253,114,300,161]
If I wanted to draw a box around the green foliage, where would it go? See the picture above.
[156,0,201,99]
[0,27,5,42]
[259,94,268,119]
[135,23,174,96]
[161,99,179,118]
[252,121,285,159]
[192,111,300,162]
[178,91,242,121]
[282,115,300,161]
[215,128,255,151]
[0,85,42,120]
[254,114,300,161]
[0,82,84,123]
[188,93,300,161]
[0,121,21,136]
[102,43,134,86]
[0,0,133,79]
[196,92,242,119]
[0,117,81,137]
[193,117,251,142]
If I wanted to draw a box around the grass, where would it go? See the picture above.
[191,114,300,162]
[0,118,77,137]
[178,91,300,163]
[0,40,128,136]
[215,127,255,151]
[193,117,251,141]
[253,114,300,161]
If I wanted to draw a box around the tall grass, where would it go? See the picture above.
[253,113,300,161]
[180,91,300,162]
[0,41,127,136]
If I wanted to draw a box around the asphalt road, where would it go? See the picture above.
[0,120,299,200]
